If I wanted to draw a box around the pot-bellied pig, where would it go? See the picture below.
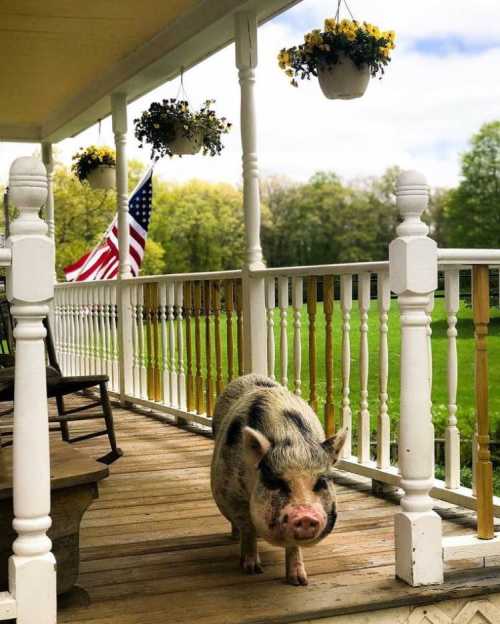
[211,374,347,586]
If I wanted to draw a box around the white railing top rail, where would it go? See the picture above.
[120,269,243,284]
[55,279,114,289]
[438,249,500,266]
[250,261,389,278]
[54,269,243,289]
[53,249,500,290]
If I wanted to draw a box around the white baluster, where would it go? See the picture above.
[89,288,95,375]
[265,278,276,380]
[60,287,67,374]
[83,288,91,376]
[92,285,104,375]
[159,283,170,404]
[358,272,371,464]
[444,268,460,489]
[390,170,442,586]
[377,270,391,469]
[426,291,435,476]
[99,286,108,377]
[53,290,61,363]
[7,156,56,623]
[176,282,186,410]
[110,285,119,393]
[130,285,140,397]
[278,276,288,388]
[137,284,147,399]
[167,282,178,406]
[340,274,353,458]
[73,289,80,376]
[292,277,303,396]
[66,288,74,375]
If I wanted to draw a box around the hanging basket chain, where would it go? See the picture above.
[175,67,190,103]
[335,0,356,22]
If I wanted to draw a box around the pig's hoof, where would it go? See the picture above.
[287,564,308,586]
[240,555,264,575]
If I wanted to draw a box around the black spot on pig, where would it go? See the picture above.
[248,395,268,432]
[226,418,243,446]
[259,456,290,494]
[283,409,312,439]
[254,379,278,388]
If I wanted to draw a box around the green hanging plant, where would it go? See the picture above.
[134,99,231,159]
[71,145,116,183]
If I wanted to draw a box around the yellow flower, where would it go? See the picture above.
[385,30,396,43]
[277,49,291,69]
[285,69,294,77]
[324,18,336,32]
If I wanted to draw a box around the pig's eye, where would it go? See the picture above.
[259,460,290,493]
[313,476,328,492]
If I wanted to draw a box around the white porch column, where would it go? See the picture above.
[111,93,134,403]
[111,93,131,280]
[7,157,56,623]
[41,143,55,244]
[235,11,267,375]
[390,170,443,586]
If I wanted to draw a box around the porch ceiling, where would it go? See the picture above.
[0,0,299,143]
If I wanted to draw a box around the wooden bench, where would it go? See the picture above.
[0,439,108,594]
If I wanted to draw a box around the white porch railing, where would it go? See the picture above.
[51,170,500,588]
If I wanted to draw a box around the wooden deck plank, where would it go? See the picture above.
[48,395,490,624]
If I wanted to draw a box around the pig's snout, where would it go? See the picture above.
[280,506,325,542]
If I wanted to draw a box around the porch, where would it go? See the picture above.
[50,396,500,624]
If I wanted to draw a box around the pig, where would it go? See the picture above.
[210,374,347,586]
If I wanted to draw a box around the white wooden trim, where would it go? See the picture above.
[442,534,500,561]
[122,394,212,429]
[0,593,16,621]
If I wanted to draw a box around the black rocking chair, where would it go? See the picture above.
[0,299,123,464]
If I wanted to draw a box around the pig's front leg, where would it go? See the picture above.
[240,527,263,574]
[286,546,308,586]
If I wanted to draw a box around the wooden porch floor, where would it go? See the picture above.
[53,397,500,624]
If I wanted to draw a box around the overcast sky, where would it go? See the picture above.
[2,0,500,188]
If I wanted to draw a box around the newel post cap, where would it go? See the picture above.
[7,157,53,303]
[396,169,429,237]
[9,156,48,216]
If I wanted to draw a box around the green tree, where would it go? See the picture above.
[444,121,500,247]
[261,170,401,267]
[149,179,245,273]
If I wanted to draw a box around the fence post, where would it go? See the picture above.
[7,156,57,623]
[235,10,267,376]
[389,170,443,586]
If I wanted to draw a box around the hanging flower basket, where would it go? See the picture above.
[134,99,231,159]
[277,18,395,100]
[317,54,370,100]
[72,146,116,190]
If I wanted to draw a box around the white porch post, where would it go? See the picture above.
[112,93,131,280]
[7,157,56,623]
[235,10,267,375]
[390,170,443,586]
[112,93,134,403]
[41,143,55,245]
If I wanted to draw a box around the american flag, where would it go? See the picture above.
[64,166,153,281]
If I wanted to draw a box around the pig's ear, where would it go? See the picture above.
[243,426,272,467]
[322,428,348,464]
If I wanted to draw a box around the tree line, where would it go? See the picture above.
[1,121,499,280]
